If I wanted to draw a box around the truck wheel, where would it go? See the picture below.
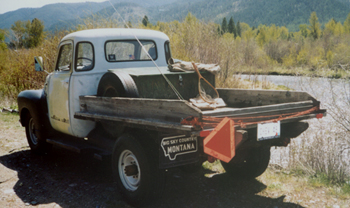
[221,146,270,179]
[112,134,164,206]
[25,112,51,154]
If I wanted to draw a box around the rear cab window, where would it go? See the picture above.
[105,40,157,62]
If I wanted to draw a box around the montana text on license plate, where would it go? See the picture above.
[257,121,280,141]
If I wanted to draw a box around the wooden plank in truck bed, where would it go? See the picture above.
[79,96,201,122]
[202,100,315,117]
[217,88,315,107]
[74,111,195,132]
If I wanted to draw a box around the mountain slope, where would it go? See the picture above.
[0,2,110,29]
[152,0,350,30]
[1,0,350,32]
[48,2,149,31]
[0,0,178,30]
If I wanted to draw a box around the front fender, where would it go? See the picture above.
[17,89,52,137]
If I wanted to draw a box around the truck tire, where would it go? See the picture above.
[97,71,139,98]
[221,146,270,179]
[25,112,51,154]
[112,134,164,206]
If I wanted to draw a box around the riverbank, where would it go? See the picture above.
[236,66,350,79]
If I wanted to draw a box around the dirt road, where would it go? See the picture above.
[0,112,348,208]
[0,149,301,208]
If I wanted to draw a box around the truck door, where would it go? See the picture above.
[47,40,73,135]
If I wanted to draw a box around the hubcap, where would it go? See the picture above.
[28,118,38,145]
[118,150,141,191]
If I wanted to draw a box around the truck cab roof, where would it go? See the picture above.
[61,28,170,42]
[59,28,171,71]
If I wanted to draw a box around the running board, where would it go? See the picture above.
[46,138,111,160]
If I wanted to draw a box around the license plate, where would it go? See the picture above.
[257,121,280,141]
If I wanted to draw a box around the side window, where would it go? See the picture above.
[56,43,73,71]
[75,42,94,71]
[164,41,172,64]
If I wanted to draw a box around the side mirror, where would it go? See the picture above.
[34,56,44,72]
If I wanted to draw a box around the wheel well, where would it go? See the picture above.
[20,108,30,127]
[119,129,158,150]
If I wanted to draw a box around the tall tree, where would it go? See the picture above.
[256,28,267,47]
[25,18,44,48]
[324,18,337,36]
[10,19,44,48]
[228,17,236,36]
[221,17,228,34]
[10,20,27,48]
[142,15,149,27]
[344,13,350,34]
[236,21,241,37]
[309,12,321,40]
[0,29,7,50]
[299,24,309,38]
[217,25,221,35]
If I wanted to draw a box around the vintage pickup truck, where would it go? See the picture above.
[17,28,326,206]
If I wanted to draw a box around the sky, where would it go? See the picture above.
[0,0,108,14]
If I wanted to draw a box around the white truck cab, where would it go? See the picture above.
[45,28,171,137]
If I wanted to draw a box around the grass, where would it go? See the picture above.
[259,168,350,207]
[308,173,350,199]
[202,160,350,207]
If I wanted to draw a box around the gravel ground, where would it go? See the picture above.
[0,112,306,208]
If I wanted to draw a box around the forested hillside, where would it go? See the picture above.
[152,0,350,31]
[2,0,350,32]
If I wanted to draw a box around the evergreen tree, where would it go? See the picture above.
[221,17,228,34]
[228,17,236,36]
[309,12,321,40]
[142,15,149,27]
[236,21,241,37]
[217,25,222,35]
